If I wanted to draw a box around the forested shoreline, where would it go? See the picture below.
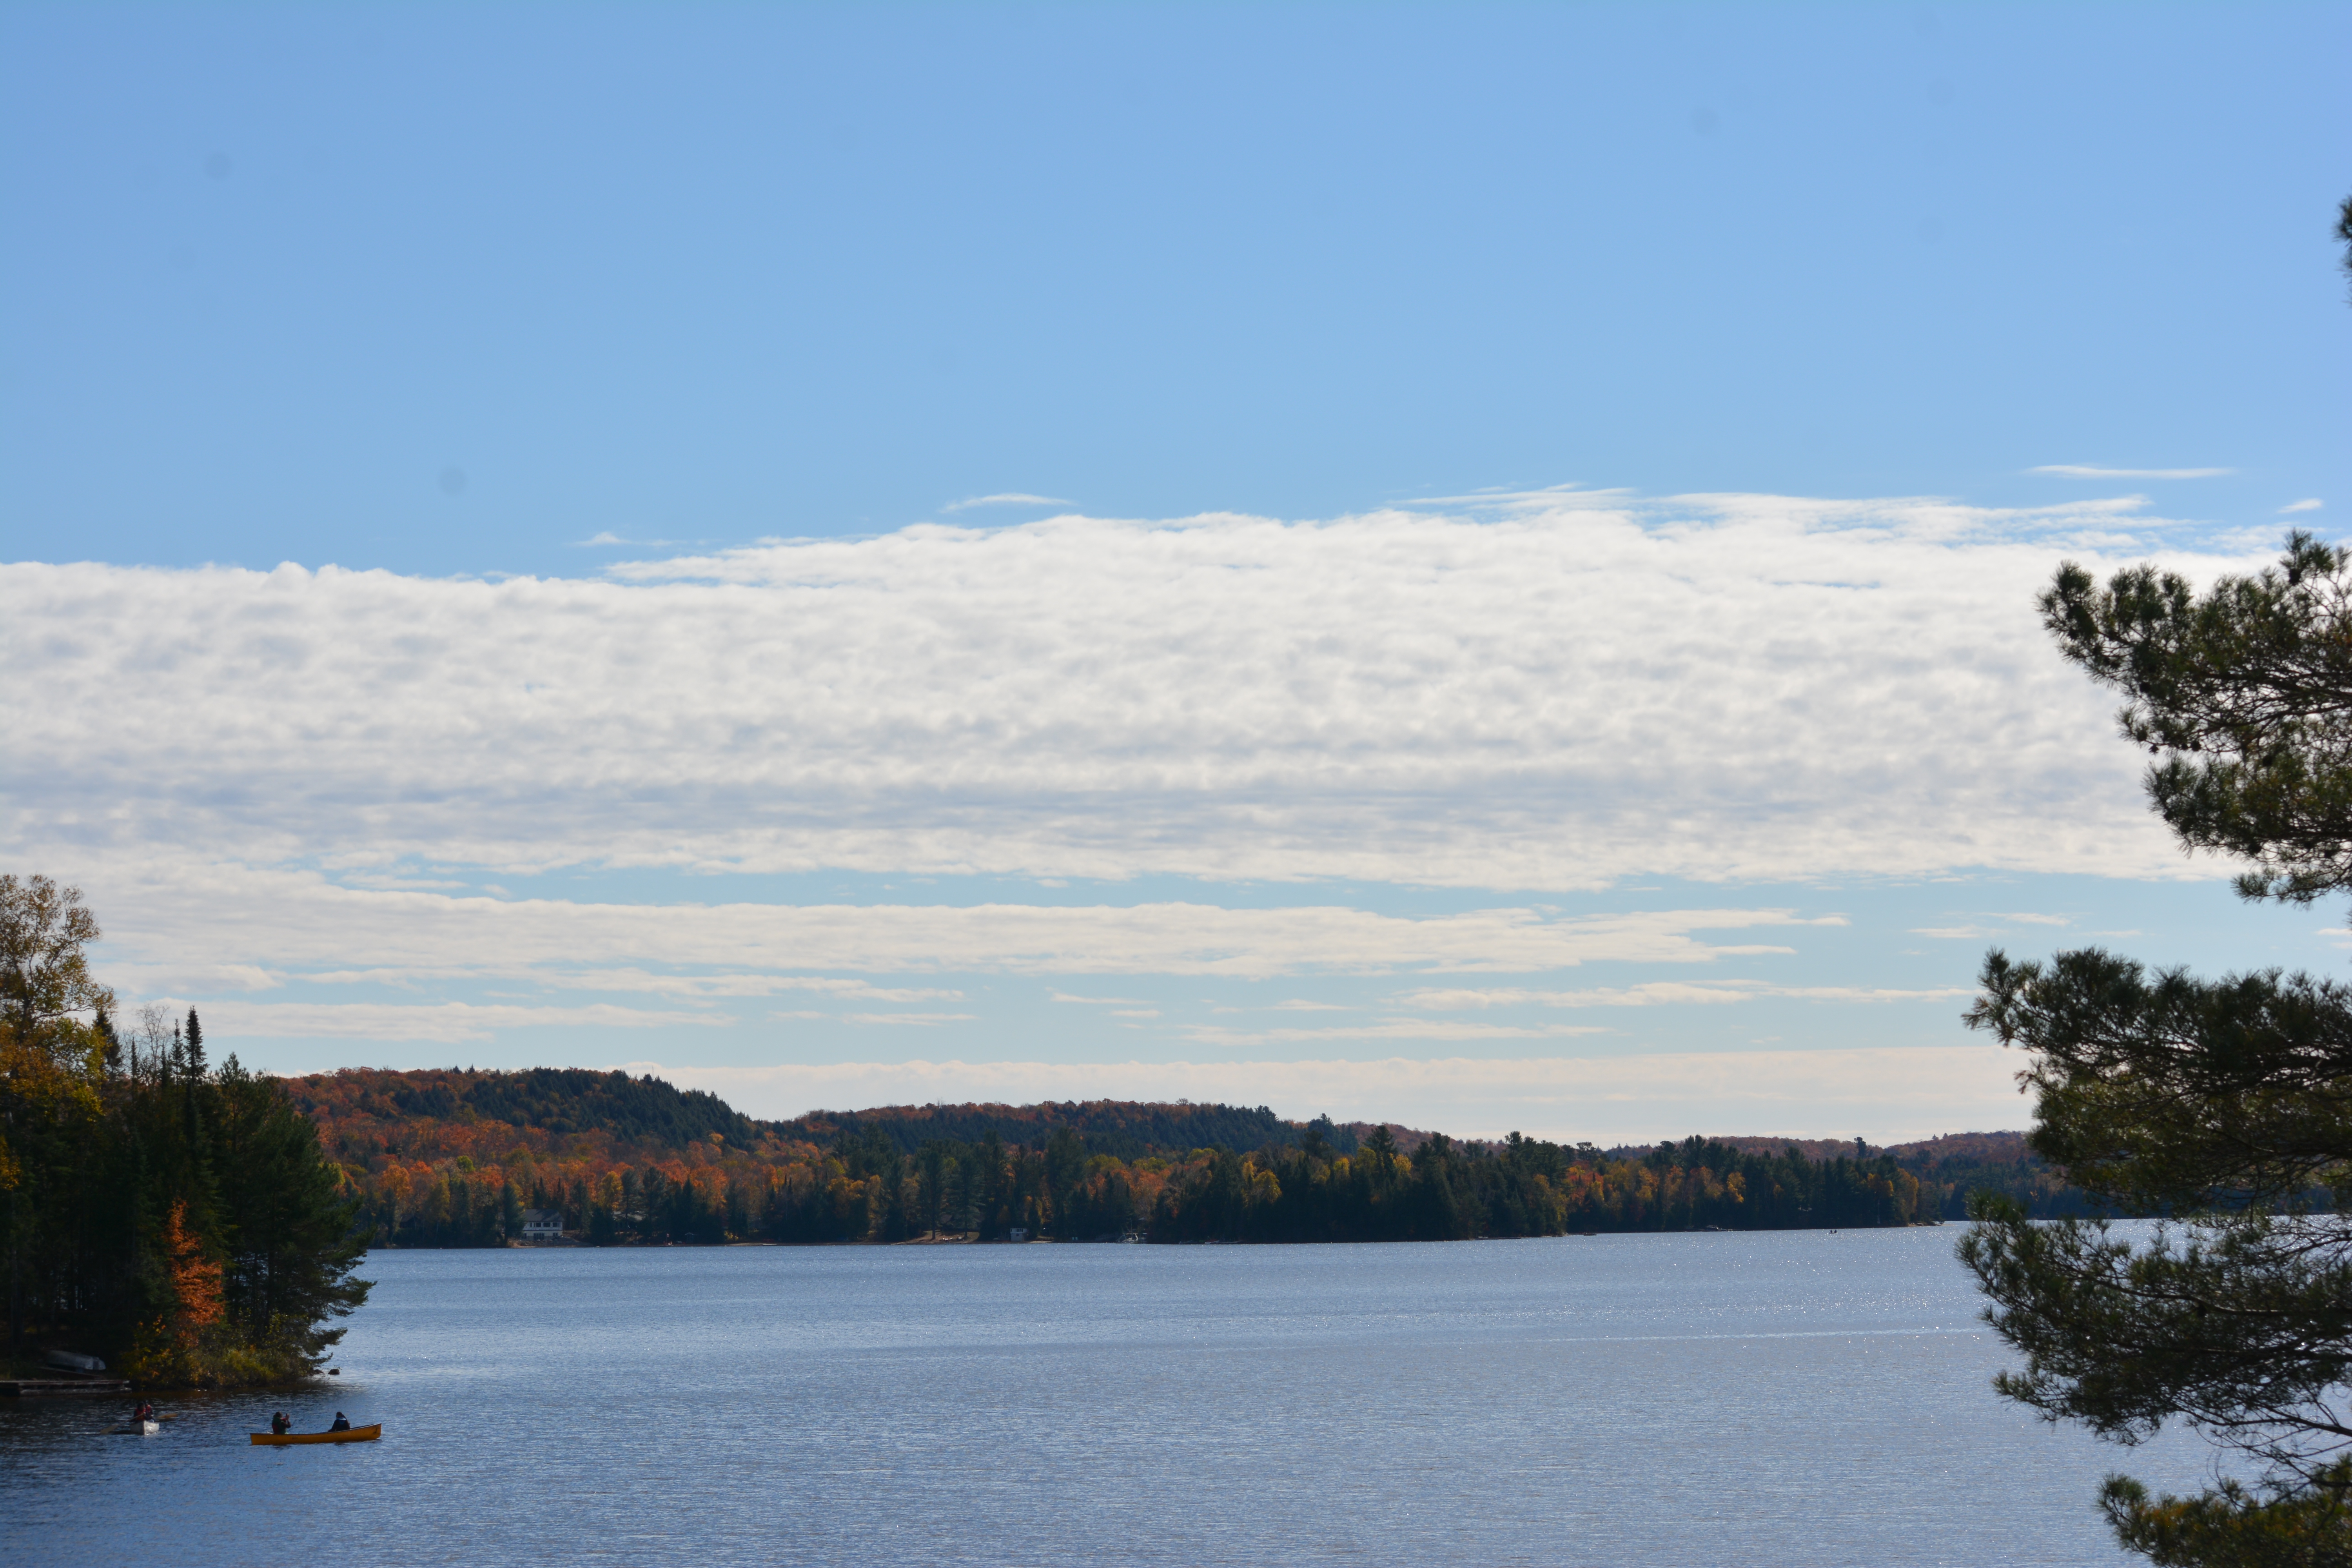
[291,1066,2112,1249]
[3,878,368,1388]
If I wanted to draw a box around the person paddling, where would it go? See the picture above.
[271,1411,291,1436]
[328,1412,351,1432]
[132,1399,155,1424]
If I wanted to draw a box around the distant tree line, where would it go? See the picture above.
[287,1067,2124,1248]
[797,1100,1323,1164]
[299,1067,2136,1250]
[784,1125,1972,1246]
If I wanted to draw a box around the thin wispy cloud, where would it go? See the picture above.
[559,971,960,1003]
[2029,465,2232,479]
[176,1000,730,1044]
[942,493,1070,513]
[1181,1020,1611,1048]
[102,963,283,996]
[1400,483,1628,510]
[2283,499,2325,514]
[1905,913,2071,938]
[1393,982,1972,1009]
[80,882,1843,990]
[570,530,681,548]
[1397,984,1750,1010]
[285,967,960,1005]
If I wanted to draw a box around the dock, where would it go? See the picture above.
[1,1378,132,1396]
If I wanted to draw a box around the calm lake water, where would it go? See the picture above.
[4,1226,2222,1566]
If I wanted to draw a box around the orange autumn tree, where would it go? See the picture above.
[125,1199,225,1383]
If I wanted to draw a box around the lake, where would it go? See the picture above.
[2,1226,2222,1565]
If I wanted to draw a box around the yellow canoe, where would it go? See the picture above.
[250,1424,381,1446]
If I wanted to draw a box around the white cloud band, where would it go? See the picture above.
[5,494,2220,895]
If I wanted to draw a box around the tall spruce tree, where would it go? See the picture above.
[209,1058,370,1369]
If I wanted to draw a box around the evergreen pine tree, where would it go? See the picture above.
[1964,510,2352,1552]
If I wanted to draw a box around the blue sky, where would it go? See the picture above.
[4,4,2348,1140]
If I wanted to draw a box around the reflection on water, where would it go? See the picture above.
[2,1227,2220,1566]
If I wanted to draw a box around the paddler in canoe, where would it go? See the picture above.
[250,1411,381,1446]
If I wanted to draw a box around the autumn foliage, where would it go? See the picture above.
[282,1067,2087,1248]
[125,1200,224,1383]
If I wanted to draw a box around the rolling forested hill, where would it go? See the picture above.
[282,1066,2105,1249]
[802,1100,1339,1160]
[288,1069,1341,1166]
[290,1065,765,1156]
